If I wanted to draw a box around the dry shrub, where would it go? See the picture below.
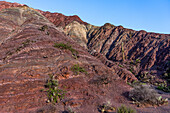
[117,105,136,113]
[129,85,168,106]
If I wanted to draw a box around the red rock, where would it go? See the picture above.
[0,1,169,113]
[0,4,131,113]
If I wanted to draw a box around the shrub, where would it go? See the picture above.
[118,64,123,68]
[129,85,168,106]
[98,102,116,113]
[54,43,79,59]
[43,74,66,104]
[39,25,48,31]
[135,59,141,63]
[71,64,87,75]
[157,85,170,93]
[54,43,71,50]
[117,105,136,113]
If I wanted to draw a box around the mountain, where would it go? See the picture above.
[37,6,169,83]
[0,1,169,113]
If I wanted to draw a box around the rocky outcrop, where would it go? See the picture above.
[63,21,88,48]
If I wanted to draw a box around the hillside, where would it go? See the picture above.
[0,1,169,113]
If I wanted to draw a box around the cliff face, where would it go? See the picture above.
[0,1,169,113]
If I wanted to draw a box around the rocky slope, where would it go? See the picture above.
[0,1,169,113]
[35,7,170,85]
[0,3,135,113]
[42,13,169,87]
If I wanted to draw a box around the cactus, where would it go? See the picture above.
[121,42,125,61]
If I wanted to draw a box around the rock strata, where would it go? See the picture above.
[0,1,169,113]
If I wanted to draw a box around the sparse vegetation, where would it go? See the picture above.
[138,70,170,93]
[16,39,36,52]
[129,85,168,106]
[157,66,170,92]
[39,25,48,31]
[117,105,136,113]
[135,59,141,63]
[130,59,141,65]
[54,43,79,59]
[138,71,151,83]
[128,32,133,38]
[42,74,66,104]
[98,102,116,113]
[156,81,170,93]
[127,80,137,86]
[128,66,135,75]
[39,25,50,35]
[157,86,170,92]
[118,64,123,68]
[71,64,87,75]
[127,80,147,87]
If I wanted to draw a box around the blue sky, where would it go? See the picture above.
[5,0,170,34]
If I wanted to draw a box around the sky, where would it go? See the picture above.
[4,0,170,34]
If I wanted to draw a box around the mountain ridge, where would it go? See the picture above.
[0,1,169,113]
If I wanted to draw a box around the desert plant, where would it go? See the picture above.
[54,43,72,50]
[39,25,48,31]
[16,39,36,52]
[39,25,50,35]
[54,43,79,59]
[71,64,87,75]
[135,59,141,63]
[130,59,141,66]
[129,85,168,106]
[121,42,125,61]
[128,66,135,75]
[118,64,123,67]
[128,32,133,38]
[127,80,147,87]
[43,74,66,104]
[99,102,116,113]
[157,85,170,93]
[117,105,136,113]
